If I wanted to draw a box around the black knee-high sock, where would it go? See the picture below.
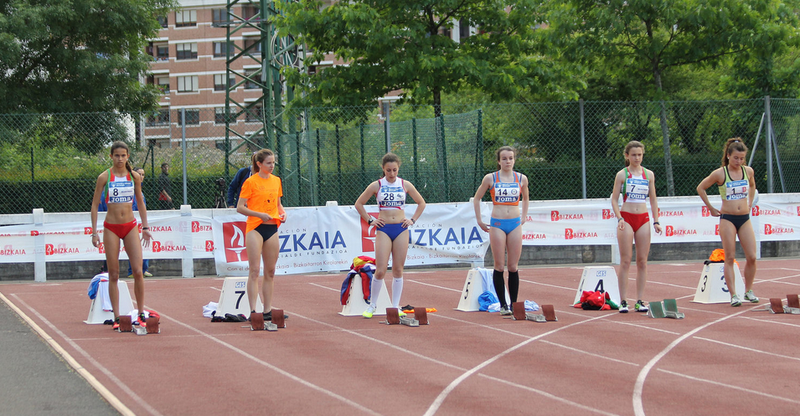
[508,270,519,303]
[493,269,507,308]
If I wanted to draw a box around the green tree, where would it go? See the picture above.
[547,0,789,195]
[0,0,173,114]
[277,0,567,118]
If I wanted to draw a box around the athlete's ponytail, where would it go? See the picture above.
[721,138,748,167]
[623,141,644,167]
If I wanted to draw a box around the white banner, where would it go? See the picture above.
[212,202,489,276]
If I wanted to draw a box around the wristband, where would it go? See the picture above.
[653,222,659,225]
[142,227,150,230]
[367,218,374,225]
[410,218,416,224]
[617,217,624,222]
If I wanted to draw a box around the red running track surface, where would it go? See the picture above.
[2,259,800,416]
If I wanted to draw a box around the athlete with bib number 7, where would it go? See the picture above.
[610,141,662,314]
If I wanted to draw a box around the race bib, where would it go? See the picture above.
[108,180,134,204]
[725,180,748,201]
[625,178,648,202]
[378,186,405,208]
[494,182,520,204]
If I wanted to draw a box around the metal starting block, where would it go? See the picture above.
[511,302,526,321]
[249,312,278,331]
[787,294,799,309]
[118,316,133,332]
[648,301,666,319]
[524,313,547,322]
[663,299,685,319]
[385,308,419,326]
[146,316,160,334]
[271,309,286,329]
[541,305,557,322]
[414,308,429,325]
[769,298,800,314]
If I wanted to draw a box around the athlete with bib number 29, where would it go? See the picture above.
[696,138,759,307]
[473,146,530,316]
[610,141,662,314]
[355,153,426,319]
[90,141,152,331]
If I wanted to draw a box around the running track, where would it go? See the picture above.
[1,259,799,415]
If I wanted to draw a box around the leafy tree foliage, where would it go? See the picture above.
[0,0,173,114]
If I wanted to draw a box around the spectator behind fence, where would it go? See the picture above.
[158,162,174,210]
[227,162,253,208]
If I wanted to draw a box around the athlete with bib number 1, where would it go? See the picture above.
[697,138,759,307]
[610,141,662,314]
[473,146,530,316]
[90,141,152,331]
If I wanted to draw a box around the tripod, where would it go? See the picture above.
[214,178,227,208]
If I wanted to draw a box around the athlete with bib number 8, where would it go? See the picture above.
[473,146,530,316]
[610,141,662,314]
[697,138,759,307]
[90,141,152,331]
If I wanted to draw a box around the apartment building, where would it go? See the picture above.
[143,0,470,149]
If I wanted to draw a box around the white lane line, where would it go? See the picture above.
[693,336,800,362]
[657,369,800,404]
[405,279,463,292]
[159,312,382,416]
[4,293,146,416]
[539,340,639,367]
[740,316,800,329]
[309,282,340,292]
[423,314,612,416]
[632,304,762,416]
[520,279,577,291]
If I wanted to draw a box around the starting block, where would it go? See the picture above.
[146,317,160,334]
[414,308,429,325]
[512,303,557,322]
[385,308,419,327]
[118,315,133,332]
[769,297,800,314]
[271,309,286,328]
[249,312,277,331]
[648,301,666,319]
[663,299,684,319]
[787,294,800,309]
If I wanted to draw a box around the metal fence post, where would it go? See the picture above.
[316,128,321,206]
[412,118,419,185]
[181,108,188,205]
[580,99,586,199]
[383,101,391,153]
[476,110,483,191]
[336,125,342,202]
[765,96,773,193]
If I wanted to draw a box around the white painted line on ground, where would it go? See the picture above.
[406,279,463,292]
[657,368,800,404]
[693,336,800,362]
[539,340,640,367]
[4,293,145,416]
[308,282,339,292]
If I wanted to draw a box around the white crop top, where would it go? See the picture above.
[105,169,134,204]
[376,177,405,210]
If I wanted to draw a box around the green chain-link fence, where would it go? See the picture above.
[2,98,799,215]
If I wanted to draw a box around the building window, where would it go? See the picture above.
[212,9,230,27]
[213,41,234,58]
[243,5,260,21]
[154,43,169,61]
[214,74,234,91]
[243,38,262,54]
[244,70,260,89]
[157,77,170,94]
[176,10,197,27]
[215,108,227,124]
[176,43,197,60]
[157,15,168,28]
[177,76,198,92]
[178,109,200,126]
[145,108,170,126]
[245,106,262,122]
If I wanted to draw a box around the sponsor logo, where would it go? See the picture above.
[0,245,27,256]
[751,205,760,216]
[702,206,711,217]
[192,221,212,233]
[752,206,793,217]
[150,226,172,232]
[665,226,697,237]
[151,241,187,253]
[84,227,94,235]
[361,213,380,252]
[658,209,684,217]
[522,233,546,240]
[45,244,79,255]
[565,228,597,240]
[602,209,615,220]
[30,230,39,236]
[222,221,248,262]
[715,224,720,236]
[764,224,795,235]
[280,231,347,253]
[551,211,584,221]
[205,240,214,252]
